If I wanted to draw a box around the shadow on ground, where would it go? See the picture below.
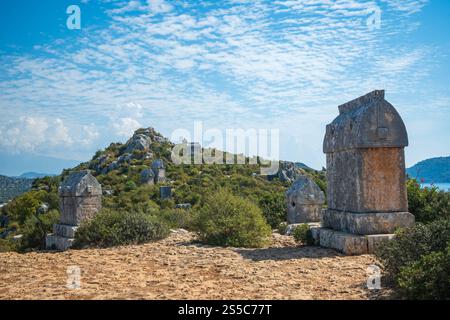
[234,246,342,261]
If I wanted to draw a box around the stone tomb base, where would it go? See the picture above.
[285,222,394,255]
[45,224,78,251]
[323,210,415,235]
[313,227,394,255]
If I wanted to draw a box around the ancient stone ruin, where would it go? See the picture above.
[152,159,166,184]
[313,90,415,254]
[46,170,102,251]
[140,168,156,185]
[160,186,172,200]
[140,159,167,185]
[285,176,325,224]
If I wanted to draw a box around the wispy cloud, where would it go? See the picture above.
[1,0,446,167]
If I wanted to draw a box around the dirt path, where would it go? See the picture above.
[0,231,388,300]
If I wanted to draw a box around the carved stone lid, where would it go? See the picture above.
[323,90,408,153]
[59,170,102,197]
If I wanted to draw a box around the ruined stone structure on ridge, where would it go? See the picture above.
[160,186,172,200]
[285,176,325,224]
[46,170,102,251]
[151,159,166,184]
[312,90,415,255]
[140,159,167,185]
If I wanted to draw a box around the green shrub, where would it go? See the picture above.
[0,239,18,252]
[407,179,450,223]
[278,222,288,235]
[397,244,450,300]
[258,193,286,228]
[19,209,60,251]
[193,189,271,248]
[6,190,47,224]
[375,219,450,280]
[73,209,169,248]
[292,224,309,244]
[160,198,175,209]
[125,180,137,191]
[160,209,193,229]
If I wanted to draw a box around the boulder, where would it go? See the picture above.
[269,161,303,183]
[175,203,192,210]
[123,133,152,154]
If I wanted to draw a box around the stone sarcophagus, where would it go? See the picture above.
[312,90,415,255]
[59,170,102,225]
[323,90,414,235]
[286,176,325,224]
[151,159,166,184]
[46,170,102,250]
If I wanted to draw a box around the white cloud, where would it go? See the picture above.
[0,0,446,168]
[147,0,172,13]
[113,117,142,137]
[0,116,98,155]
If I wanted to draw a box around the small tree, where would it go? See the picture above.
[194,189,271,248]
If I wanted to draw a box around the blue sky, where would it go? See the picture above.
[0,0,449,175]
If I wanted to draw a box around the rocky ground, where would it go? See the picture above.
[0,231,391,300]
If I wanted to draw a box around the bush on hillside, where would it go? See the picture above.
[258,193,286,228]
[19,209,60,251]
[193,189,271,248]
[73,209,169,248]
[159,208,193,229]
[5,190,48,225]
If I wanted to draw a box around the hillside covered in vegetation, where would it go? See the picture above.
[0,175,33,204]
[0,127,325,252]
[1,127,449,299]
[407,156,450,183]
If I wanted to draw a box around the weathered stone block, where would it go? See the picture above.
[319,228,368,255]
[325,148,408,213]
[45,234,75,251]
[309,225,325,245]
[60,195,102,225]
[323,209,414,235]
[53,224,78,238]
[160,186,172,200]
[285,222,321,236]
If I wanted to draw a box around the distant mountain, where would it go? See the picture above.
[0,175,33,204]
[19,172,55,179]
[0,153,80,177]
[406,156,450,183]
